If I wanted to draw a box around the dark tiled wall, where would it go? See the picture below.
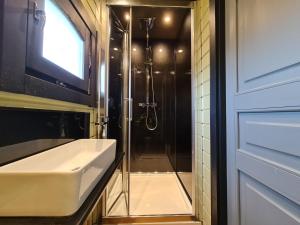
[0,108,89,166]
[130,10,192,178]
[131,40,176,172]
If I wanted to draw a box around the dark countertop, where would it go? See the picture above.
[0,152,124,225]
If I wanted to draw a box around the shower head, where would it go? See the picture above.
[138,17,156,31]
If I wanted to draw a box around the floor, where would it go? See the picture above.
[108,173,192,216]
[106,170,123,213]
[177,172,192,199]
[130,154,174,172]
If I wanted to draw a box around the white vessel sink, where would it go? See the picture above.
[0,139,116,217]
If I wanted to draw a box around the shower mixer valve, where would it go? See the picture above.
[138,102,157,108]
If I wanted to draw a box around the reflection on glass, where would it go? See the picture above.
[43,0,84,79]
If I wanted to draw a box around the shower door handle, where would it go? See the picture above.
[124,98,133,122]
[129,98,133,122]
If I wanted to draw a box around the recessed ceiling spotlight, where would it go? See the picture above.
[125,13,130,21]
[177,49,184,53]
[159,48,163,52]
[113,47,118,51]
[154,71,161,74]
[164,15,171,24]
[111,56,114,59]
[137,70,142,74]
[133,48,137,52]
[170,71,176,75]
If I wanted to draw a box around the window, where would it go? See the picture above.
[43,0,84,79]
[26,0,95,94]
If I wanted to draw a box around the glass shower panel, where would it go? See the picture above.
[106,6,131,216]
[174,13,192,199]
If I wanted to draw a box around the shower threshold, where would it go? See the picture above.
[102,215,196,224]
[107,172,192,217]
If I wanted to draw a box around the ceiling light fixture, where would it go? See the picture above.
[154,71,161,74]
[113,47,118,51]
[133,48,137,52]
[164,15,171,24]
[177,49,184,53]
[125,13,130,21]
[159,48,163,52]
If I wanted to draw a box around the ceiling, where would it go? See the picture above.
[111,6,190,40]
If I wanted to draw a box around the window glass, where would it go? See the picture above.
[43,0,84,79]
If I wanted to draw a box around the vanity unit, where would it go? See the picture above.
[0,139,123,225]
[0,139,116,217]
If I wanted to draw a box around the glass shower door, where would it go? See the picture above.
[121,28,132,216]
[106,6,132,217]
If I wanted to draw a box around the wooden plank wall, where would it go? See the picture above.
[80,0,107,223]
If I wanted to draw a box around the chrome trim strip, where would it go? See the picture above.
[127,6,133,216]
[103,6,112,216]
[190,5,196,217]
[104,6,111,139]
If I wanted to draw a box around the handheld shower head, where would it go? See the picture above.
[138,17,156,31]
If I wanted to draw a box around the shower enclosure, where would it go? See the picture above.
[106,3,193,217]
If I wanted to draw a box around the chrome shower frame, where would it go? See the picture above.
[105,0,196,218]
[103,5,132,217]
